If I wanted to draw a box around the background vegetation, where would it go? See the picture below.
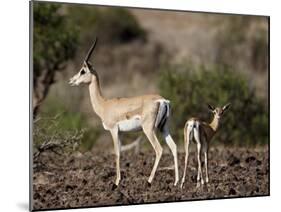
[159,64,268,146]
[33,2,269,152]
[33,3,78,117]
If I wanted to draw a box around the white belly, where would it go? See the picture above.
[117,116,142,132]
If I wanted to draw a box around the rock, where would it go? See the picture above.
[228,155,240,166]
[219,166,227,174]
[245,156,256,163]
[256,160,262,166]
[82,179,87,185]
[215,188,224,196]
[229,188,237,195]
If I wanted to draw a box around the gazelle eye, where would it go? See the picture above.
[81,70,85,75]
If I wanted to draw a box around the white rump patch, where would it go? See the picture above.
[117,115,142,132]
[187,120,196,131]
[187,120,199,142]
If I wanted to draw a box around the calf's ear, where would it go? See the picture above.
[207,104,215,112]
[222,103,231,112]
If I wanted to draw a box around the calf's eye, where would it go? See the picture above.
[81,70,85,75]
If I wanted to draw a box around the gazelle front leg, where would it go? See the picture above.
[143,126,163,184]
[162,125,179,186]
[110,127,121,186]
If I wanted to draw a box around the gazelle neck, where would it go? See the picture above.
[89,75,105,117]
[209,116,220,132]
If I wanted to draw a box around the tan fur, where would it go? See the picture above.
[180,104,230,188]
[70,63,179,186]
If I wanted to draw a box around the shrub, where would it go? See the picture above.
[36,96,101,152]
[158,64,268,146]
[97,8,146,43]
[33,2,78,116]
[67,6,146,44]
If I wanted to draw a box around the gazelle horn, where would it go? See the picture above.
[84,37,98,62]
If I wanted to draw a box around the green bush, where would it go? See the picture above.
[33,2,79,116]
[67,5,146,44]
[33,2,78,76]
[36,97,101,152]
[158,64,268,146]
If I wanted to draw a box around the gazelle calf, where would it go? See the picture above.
[69,37,179,186]
[180,103,231,188]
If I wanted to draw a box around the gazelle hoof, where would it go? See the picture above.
[180,182,184,189]
[115,178,120,186]
[111,183,118,190]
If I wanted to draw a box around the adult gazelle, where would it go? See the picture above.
[69,37,179,186]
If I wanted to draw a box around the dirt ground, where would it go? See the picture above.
[32,148,269,210]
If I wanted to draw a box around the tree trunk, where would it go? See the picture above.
[33,68,55,118]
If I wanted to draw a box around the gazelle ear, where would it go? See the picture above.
[207,104,215,112]
[222,103,231,112]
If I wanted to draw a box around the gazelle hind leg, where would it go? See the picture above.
[143,127,163,184]
[203,143,209,183]
[162,124,179,186]
[110,127,121,186]
[194,124,204,187]
[181,125,191,188]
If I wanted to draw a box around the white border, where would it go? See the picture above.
[0,0,279,212]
